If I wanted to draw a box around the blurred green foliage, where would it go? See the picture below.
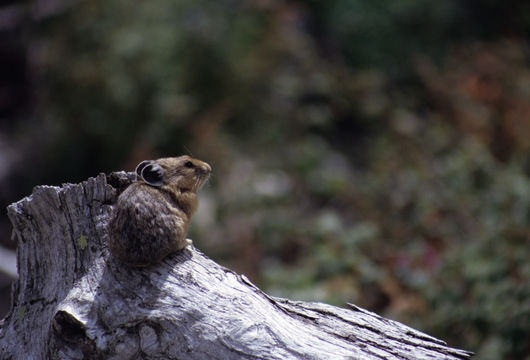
[6,0,530,358]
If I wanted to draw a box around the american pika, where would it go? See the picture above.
[109,155,211,267]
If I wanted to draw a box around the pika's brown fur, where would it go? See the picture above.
[109,155,211,267]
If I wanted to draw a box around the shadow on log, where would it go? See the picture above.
[0,172,473,359]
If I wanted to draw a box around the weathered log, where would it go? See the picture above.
[0,172,472,359]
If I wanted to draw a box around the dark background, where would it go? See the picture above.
[1,1,529,358]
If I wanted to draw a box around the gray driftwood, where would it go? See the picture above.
[0,172,472,359]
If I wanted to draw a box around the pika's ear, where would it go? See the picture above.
[135,160,152,179]
[141,163,164,187]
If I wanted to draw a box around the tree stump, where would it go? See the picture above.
[0,172,473,359]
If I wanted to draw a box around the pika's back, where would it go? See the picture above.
[109,155,211,267]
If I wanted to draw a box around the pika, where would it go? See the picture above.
[109,155,211,267]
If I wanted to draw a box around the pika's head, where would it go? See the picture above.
[135,155,211,192]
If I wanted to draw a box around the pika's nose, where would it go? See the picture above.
[201,163,212,174]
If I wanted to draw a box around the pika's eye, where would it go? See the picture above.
[184,161,194,168]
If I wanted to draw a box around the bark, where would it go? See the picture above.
[0,172,473,359]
